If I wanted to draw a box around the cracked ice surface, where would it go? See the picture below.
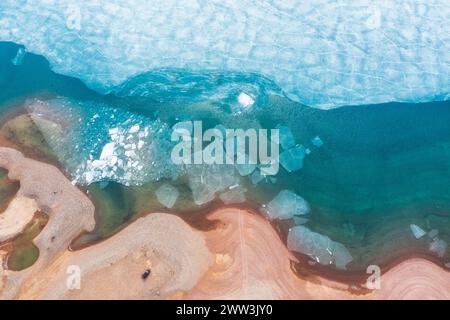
[1,1,449,108]
[26,98,181,186]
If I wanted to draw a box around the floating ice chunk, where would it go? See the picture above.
[85,172,94,184]
[251,169,265,185]
[100,142,116,160]
[155,183,179,208]
[237,92,254,107]
[129,124,140,133]
[280,145,306,172]
[333,242,354,270]
[91,159,107,168]
[287,226,353,270]
[263,190,310,220]
[124,150,136,158]
[311,136,324,148]
[108,127,119,136]
[428,229,439,238]
[277,125,295,150]
[235,152,257,176]
[410,224,426,239]
[429,238,447,258]
[11,47,26,66]
[187,164,239,205]
[219,186,247,204]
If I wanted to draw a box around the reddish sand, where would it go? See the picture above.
[12,213,212,300]
[0,147,212,300]
[187,208,450,300]
[1,146,449,299]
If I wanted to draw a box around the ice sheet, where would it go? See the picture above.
[1,1,448,108]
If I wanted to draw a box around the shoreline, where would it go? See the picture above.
[0,147,450,299]
[1,105,450,283]
[74,201,450,287]
[1,140,450,287]
[0,146,212,299]
[186,208,450,299]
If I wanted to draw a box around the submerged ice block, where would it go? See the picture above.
[263,189,310,220]
[219,185,247,204]
[187,164,239,205]
[410,224,426,239]
[155,183,179,208]
[429,238,447,257]
[287,226,353,270]
[280,145,307,172]
[277,125,296,150]
[311,136,324,148]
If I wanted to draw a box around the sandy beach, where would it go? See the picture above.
[0,196,38,242]
[1,146,450,299]
[187,208,450,300]
[0,147,212,299]
[13,213,212,299]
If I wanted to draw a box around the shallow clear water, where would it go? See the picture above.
[1,41,450,273]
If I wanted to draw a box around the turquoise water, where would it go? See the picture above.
[1,41,450,273]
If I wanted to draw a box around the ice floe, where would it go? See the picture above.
[279,145,307,172]
[428,229,439,238]
[78,124,152,185]
[219,185,247,205]
[251,169,265,185]
[155,183,179,208]
[235,152,257,176]
[237,92,254,108]
[263,190,310,220]
[277,125,296,150]
[311,136,324,148]
[410,224,426,239]
[27,98,184,187]
[2,1,449,108]
[287,226,353,270]
[186,164,239,206]
[429,238,447,258]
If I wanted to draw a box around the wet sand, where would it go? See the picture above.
[187,208,450,300]
[0,146,449,299]
[0,196,38,242]
[0,147,212,299]
[0,147,96,299]
[12,213,212,300]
